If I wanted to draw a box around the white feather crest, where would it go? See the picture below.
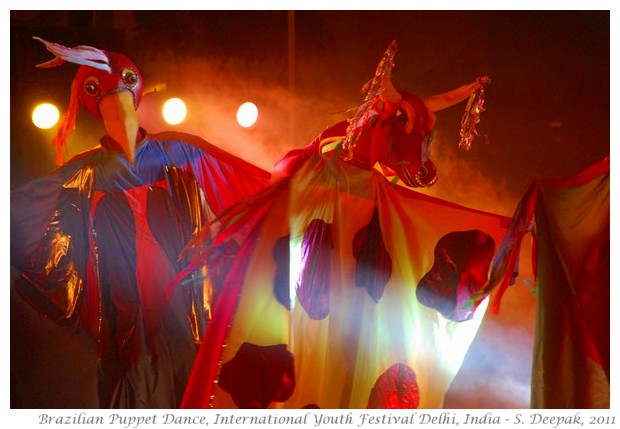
[33,36,112,73]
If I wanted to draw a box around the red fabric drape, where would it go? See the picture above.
[487,156,610,408]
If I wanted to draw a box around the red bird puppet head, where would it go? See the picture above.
[34,37,144,165]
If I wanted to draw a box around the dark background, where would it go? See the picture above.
[9,10,610,409]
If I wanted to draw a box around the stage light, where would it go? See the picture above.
[32,103,60,129]
[237,102,258,128]
[162,98,187,125]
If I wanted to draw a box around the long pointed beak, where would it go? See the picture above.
[99,90,139,163]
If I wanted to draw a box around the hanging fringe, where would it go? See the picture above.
[458,77,490,151]
[344,40,399,159]
[51,75,80,166]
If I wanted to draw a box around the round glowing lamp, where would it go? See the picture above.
[237,102,258,128]
[162,98,187,125]
[32,103,60,129]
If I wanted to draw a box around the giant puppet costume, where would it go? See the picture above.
[177,41,509,409]
[10,38,270,408]
[487,157,609,408]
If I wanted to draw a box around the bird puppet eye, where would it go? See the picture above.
[396,109,409,126]
[83,77,100,97]
[121,68,139,88]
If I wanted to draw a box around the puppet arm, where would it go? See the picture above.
[423,76,490,112]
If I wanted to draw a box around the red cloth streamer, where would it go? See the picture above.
[52,75,80,165]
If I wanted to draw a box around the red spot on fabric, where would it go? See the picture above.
[367,363,419,409]
[416,230,495,322]
[352,206,392,302]
[297,219,333,320]
[218,343,295,408]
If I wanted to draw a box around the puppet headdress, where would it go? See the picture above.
[33,36,112,165]
[343,40,404,159]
